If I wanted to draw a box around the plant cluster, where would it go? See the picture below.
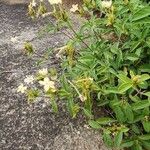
[18,0,150,149]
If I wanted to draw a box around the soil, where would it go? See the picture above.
[0,2,109,150]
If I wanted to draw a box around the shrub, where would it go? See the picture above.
[18,0,150,149]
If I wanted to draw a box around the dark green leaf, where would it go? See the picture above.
[142,121,150,133]
[122,103,134,122]
[132,100,150,111]
[141,140,150,150]
[139,64,150,73]
[139,134,150,141]
[114,131,123,148]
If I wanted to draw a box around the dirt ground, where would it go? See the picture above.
[0,2,109,150]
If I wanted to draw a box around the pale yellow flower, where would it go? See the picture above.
[24,75,34,84]
[38,68,48,76]
[70,4,79,13]
[17,84,27,93]
[101,0,112,8]
[48,0,62,5]
[31,0,36,7]
[79,94,86,102]
[10,37,18,43]
[55,45,68,59]
[39,77,56,92]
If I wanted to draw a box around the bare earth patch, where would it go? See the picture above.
[0,3,109,150]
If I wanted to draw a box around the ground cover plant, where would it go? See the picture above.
[18,0,150,149]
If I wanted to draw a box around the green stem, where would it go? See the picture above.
[66,21,93,51]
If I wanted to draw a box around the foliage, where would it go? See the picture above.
[18,0,150,149]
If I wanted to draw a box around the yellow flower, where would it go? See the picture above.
[48,0,62,5]
[101,0,112,8]
[70,4,79,13]
[39,77,56,92]
[38,68,48,76]
[24,75,34,84]
[17,84,27,93]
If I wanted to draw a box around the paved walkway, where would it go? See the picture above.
[0,3,108,150]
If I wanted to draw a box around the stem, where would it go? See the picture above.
[67,80,81,97]
[61,30,74,40]
[66,21,93,51]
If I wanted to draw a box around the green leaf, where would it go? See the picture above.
[120,126,129,133]
[139,134,150,141]
[113,106,127,123]
[132,115,145,123]
[132,6,150,21]
[132,100,150,111]
[142,107,150,116]
[143,92,150,97]
[51,99,58,113]
[138,81,149,89]
[125,54,139,61]
[103,132,113,148]
[67,98,79,118]
[117,73,131,83]
[140,74,150,82]
[88,120,101,129]
[139,64,150,73]
[105,87,119,94]
[129,95,141,102]
[72,104,80,118]
[142,121,150,133]
[27,89,39,102]
[118,82,133,93]
[114,131,123,148]
[133,16,150,24]
[122,103,134,122]
[141,140,150,150]
[82,108,93,119]
[132,143,143,150]
[132,124,141,134]
[97,100,109,106]
[121,141,134,148]
[96,117,116,125]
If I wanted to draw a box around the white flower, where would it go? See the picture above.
[10,37,18,43]
[101,0,112,8]
[31,0,36,7]
[24,75,34,84]
[38,68,48,76]
[39,77,56,92]
[70,4,79,13]
[17,84,27,93]
[48,0,62,5]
